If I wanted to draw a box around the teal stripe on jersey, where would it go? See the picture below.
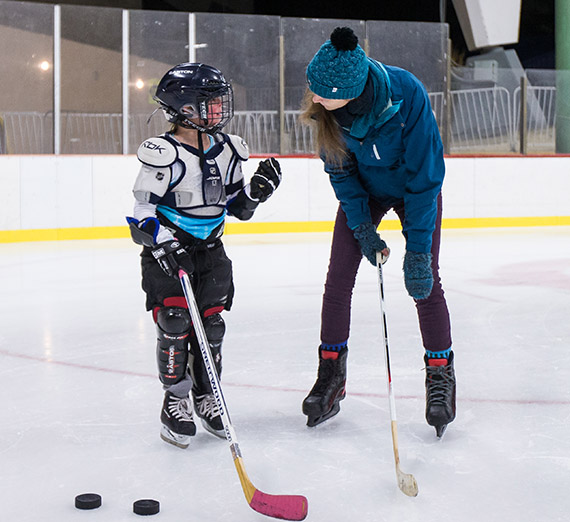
[157,205,225,240]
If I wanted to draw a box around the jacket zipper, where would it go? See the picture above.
[372,144,381,160]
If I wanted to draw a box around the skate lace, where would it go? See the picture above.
[194,394,220,420]
[167,396,194,422]
[426,366,454,404]
[312,359,337,394]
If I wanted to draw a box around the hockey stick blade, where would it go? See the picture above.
[179,270,308,521]
[397,467,419,497]
[391,421,419,497]
[250,491,308,521]
[235,456,308,521]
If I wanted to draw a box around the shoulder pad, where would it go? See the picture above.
[137,137,178,167]
[226,134,249,161]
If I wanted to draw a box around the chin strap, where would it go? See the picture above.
[197,130,206,168]
[146,107,160,125]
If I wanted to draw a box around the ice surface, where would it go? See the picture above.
[1,227,569,521]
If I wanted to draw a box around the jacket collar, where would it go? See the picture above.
[348,59,402,139]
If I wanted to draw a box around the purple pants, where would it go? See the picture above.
[320,193,452,352]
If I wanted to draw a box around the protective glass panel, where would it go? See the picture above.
[367,21,448,94]
[0,1,54,154]
[522,68,556,154]
[281,18,366,154]
[367,21,449,147]
[1,5,556,158]
[60,5,122,154]
[195,13,280,153]
[282,18,366,111]
[553,69,570,154]
[128,10,189,153]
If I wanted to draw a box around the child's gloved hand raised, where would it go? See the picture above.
[248,158,282,202]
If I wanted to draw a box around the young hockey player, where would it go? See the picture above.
[300,27,456,437]
[127,63,282,448]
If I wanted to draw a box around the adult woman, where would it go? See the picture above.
[301,27,455,437]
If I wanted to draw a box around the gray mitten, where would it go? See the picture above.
[403,251,433,299]
[353,223,388,265]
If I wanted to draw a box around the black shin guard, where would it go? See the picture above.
[190,313,225,394]
[156,307,191,386]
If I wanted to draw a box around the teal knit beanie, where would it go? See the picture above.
[306,27,369,100]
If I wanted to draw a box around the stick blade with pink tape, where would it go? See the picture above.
[249,490,308,521]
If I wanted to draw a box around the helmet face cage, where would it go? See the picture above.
[178,86,233,133]
[154,63,234,133]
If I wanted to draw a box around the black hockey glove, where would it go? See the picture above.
[151,240,194,279]
[249,158,282,202]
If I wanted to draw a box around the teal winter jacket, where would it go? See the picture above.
[323,60,445,254]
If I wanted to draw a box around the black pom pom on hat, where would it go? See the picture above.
[306,25,369,100]
[330,27,358,52]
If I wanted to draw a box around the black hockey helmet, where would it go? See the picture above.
[154,63,234,133]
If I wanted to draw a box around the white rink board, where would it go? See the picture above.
[0,155,568,232]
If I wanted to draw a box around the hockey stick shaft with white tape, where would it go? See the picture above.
[376,253,419,497]
[178,269,308,520]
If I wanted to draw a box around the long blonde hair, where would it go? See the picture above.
[299,89,347,166]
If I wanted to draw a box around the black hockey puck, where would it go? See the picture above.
[75,493,102,510]
[133,499,160,516]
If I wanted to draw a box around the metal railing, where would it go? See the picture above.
[226,111,280,153]
[0,85,558,155]
[513,85,556,153]
[0,112,53,153]
[449,86,513,152]
[62,113,122,154]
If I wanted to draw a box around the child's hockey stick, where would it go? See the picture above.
[179,269,308,520]
[376,253,419,497]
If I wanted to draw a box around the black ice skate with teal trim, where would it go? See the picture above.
[425,351,456,438]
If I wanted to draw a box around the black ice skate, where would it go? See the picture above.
[302,346,348,427]
[160,391,197,448]
[190,339,225,438]
[192,392,225,438]
[425,351,456,438]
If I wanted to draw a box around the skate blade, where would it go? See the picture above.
[435,424,447,438]
[160,426,192,449]
[199,418,226,439]
[306,402,341,427]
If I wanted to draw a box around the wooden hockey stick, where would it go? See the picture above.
[376,253,419,497]
[179,269,308,520]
